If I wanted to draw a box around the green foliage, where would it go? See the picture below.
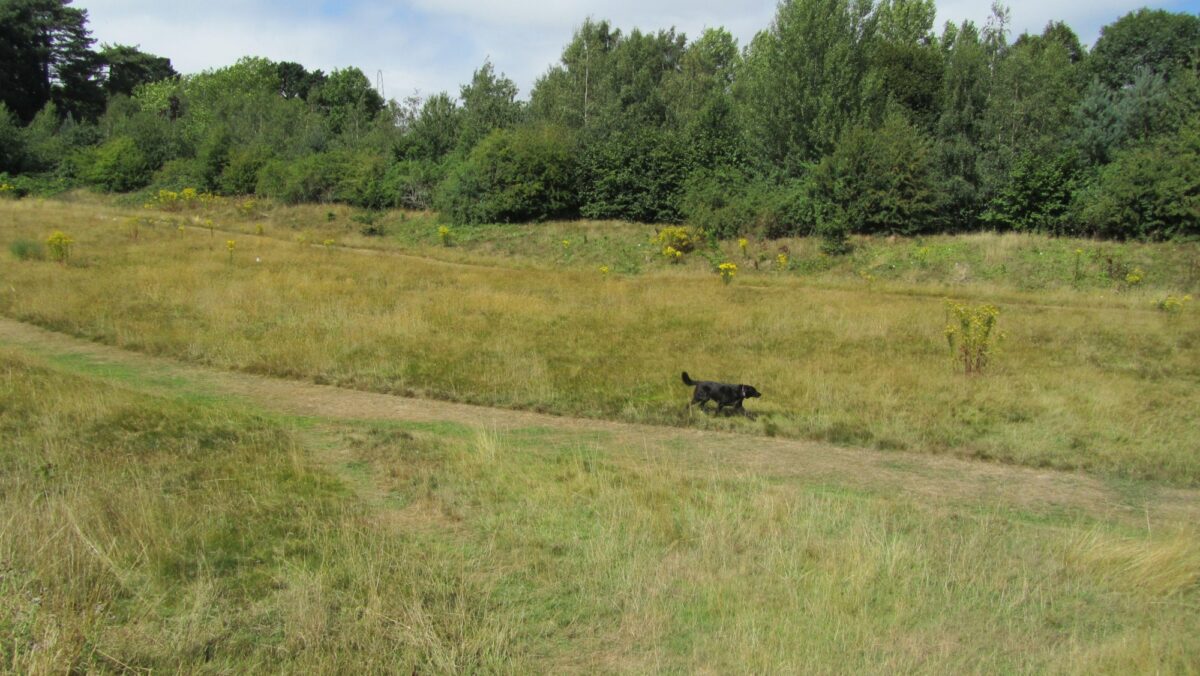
[980,29,1082,196]
[256,153,340,204]
[0,2,1197,249]
[81,135,150,191]
[98,43,176,97]
[402,92,461,161]
[276,61,325,100]
[458,60,523,152]
[332,151,392,210]
[1089,9,1200,89]
[0,0,101,122]
[308,67,384,138]
[980,151,1079,233]
[381,159,444,210]
[436,125,578,224]
[736,0,878,172]
[1073,122,1200,240]
[933,20,989,229]
[812,109,943,237]
[349,210,386,236]
[0,103,24,173]
[99,94,181,170]
[682,170,814,239]
[217,146,270,196]
[9,238,44,260]
[579,127,689,223]
[150,158,206,192]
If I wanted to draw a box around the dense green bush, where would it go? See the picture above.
[332,151,392,209]
[811,111,944,237]
[0,103,25,173]
[980,151,1080,233]
[681,170,815,239]
[1073,122,1200,240]
[82,136,152,192]
[217,146,270,195]
[151,158,206,191]
[381,159,445,210]
[256,153,340,204]
[436,125,578,224]
[579,128,690,223]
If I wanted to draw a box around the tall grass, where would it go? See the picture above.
[2,200,1199,483]
[2,347,1198,671]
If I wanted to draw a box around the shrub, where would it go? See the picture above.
[1154,294,1192,314]
[46,231,74,264]
[653,225,697,254]
[811,110,944,237]
[718,262,737,284]
[944,300,1001,375]
[333,151,392,209]
[980,151,1080,233]
[381,159,445,210]
[0,103,25,173]
[351,210,386,236]
[681,171,816,239]
[579,128,689,223]
[256,154,340,204]
[9,239,44,261]
[151,158,208,192]
[1073,121,1200,240]
[436,125,578,224]
[218,146,270,196]
[82,136,151,192]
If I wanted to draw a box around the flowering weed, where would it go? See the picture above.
[718,262,737,285]
[944,300,1000,375]
[46,231,73,264]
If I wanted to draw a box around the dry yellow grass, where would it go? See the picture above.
[1,197,1199,484]
[2,344,1198,672]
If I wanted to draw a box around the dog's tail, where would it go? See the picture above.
[681,371,695,386]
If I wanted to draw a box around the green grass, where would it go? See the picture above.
[2,345,1198,672]
[2,197,1199,484]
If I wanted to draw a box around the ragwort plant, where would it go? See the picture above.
[45,231,73,264]
[718,262,737,285]
[655,225,696,264]
[1154,294,1192,315]
[944,299,1001,375]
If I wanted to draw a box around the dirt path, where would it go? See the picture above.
[2,315,1196,526]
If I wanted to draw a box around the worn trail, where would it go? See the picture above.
[2,315,1195,526]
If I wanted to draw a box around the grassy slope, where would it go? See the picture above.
[2,197,1198,483]
[2,345,1199,672]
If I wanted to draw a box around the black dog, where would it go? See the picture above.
[682,372,761,415]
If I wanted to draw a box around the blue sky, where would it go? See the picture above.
[75,0,1198,103]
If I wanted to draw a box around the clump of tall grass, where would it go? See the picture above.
[8,238,44,261]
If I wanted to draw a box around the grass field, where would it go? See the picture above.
[2,196,1198,483]
[2,342,1199,672]
[1,194,1199,671]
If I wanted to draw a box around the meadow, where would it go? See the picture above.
[2,338,1199,672]
[2,195,1199,483]
[2,194,1199,670]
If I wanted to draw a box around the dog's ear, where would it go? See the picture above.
[740,385,747,398]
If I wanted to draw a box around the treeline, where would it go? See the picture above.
[1,0,1198,242]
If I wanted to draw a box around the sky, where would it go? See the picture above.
[75,0,1200,102]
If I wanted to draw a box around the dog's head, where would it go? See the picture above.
[740,384,762,399]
